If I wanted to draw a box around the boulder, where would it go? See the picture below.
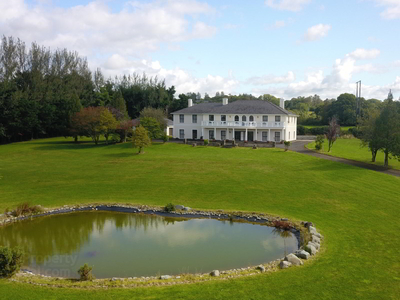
[285,253,303,266]
[281,218,289,221]
[295,250,310,260]
[210,270,220,277]
[304,244,317,256]
[312,235,321,244]
[309,226,318,234]
[279,261,292,269]
[308,241,320,250]
[256,265,266,272]
[175,205,185,210]
[183,207,191,211]
[160,275,172,280]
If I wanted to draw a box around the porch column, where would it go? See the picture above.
[232,127,235,140]
[201,128,204,139]
[268,129,271,141]
[214,128,216,140]
[255,128,258,141]
[245,128,248,141]
[282,129,284,141]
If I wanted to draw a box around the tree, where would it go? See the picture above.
[118,119,134,143]
[139,107,167,129]
[374,92,400,167]
[132,125,151,154]
[261,94,280,106]
[326,116,340,152]
[140,117,162,139]
[99,108,118,144]
[359,109,381,162]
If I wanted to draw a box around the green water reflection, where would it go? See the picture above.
[0,211,298,278]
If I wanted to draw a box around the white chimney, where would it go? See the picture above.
[279,98,285,109]
[223,97,229,105]
[188,99,193,107]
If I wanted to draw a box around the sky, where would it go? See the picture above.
[1,0,399,100]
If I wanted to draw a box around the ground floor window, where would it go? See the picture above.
[192,130,197,139]
[262,131,268,142]
[179,129,184,139]
[275,132,281,142]
[209,130,214,140]
[169,128,173,136]
[221,130,226,140]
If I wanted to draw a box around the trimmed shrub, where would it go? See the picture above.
[297,125,307,136]
[164,203,175,212]
[0,246,24,278]
[348,127,361,138]
[78,263,94,281]
[315,135,325,151]
[204,139,209,146]
[309,126,329,135]
[284,141,291,151]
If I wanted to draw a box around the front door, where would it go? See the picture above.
[248,132,254,142]
[235,131,241,141]
[192,130,197,140]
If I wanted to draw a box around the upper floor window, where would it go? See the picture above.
[192,115,197,123]
[275,116,281,122]
[242,115,246,122]
[209,115,214,121]
[221,115,226,122]
[235,115,239,121]
[263,115,268,122]
[179,114,184,123]
[249,116,254,122]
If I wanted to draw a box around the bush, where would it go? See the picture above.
[164,203,175,212]
[110,133,121,143]
[78,263,94,281]
[315,135,325,151]
[309,126,329,135]
[161,132,169,143]
[272,220,291,230]
[348,127,361,138]
[204,139,209,146]
[0,246,24,278]
[12,202,43,217]
[284,141,291,151]
[297,125,307,136]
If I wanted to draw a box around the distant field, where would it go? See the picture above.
[302,125,354,131]
[306,138,400,170]
[0,137,399,300]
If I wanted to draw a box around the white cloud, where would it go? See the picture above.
[247,71,295,85]
[265,0,312,12]
[0,0,216,57]
[99,54,239,96]
[272,20,286,29]
[373,0,400,19]
[303,24,331,41]
[249,48,398,99]
[348,48,380,60]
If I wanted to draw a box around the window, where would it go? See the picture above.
[209,115,214,121]
[209,130,214,139]
[275,131,281,142]
[235,115,239,121]
[179,114,184,123]
[221,130,226,140]
[179,129,184,139]
[275,116,281,122]
[192,115,197,123]
[221,115,226,122]
[263,115,268,122]
[192,130,197,139]
[249,116,254,122]
[262,132,268,142]
[242,115,246,121]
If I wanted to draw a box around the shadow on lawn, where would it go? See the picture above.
[31,141,124,151]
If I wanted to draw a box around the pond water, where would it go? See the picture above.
[0,211,298,278]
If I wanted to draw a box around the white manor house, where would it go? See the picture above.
[171,98,297,142]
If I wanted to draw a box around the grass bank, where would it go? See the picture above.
[0,137,399,299]
[306,138,400,170]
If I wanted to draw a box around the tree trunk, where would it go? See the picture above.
[371,149,377,162]
[105,133,108,145]
[124,132,127,143]
[138,147,142,154]
[74,136,78,143]
[384,149,389,167]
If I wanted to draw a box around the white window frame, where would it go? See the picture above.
[209,115,214,122]
[262,131,268,142]
[221,115,226,122]
[221,130,226,140]
[275,131,281,142]
[179,114,184,123]
[209,130,214,140]
[179,129,184,139]
[192,115,197,123]
[263,115,268,122]
[275,116,281,122]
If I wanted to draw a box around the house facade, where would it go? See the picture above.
[171,98,297,142]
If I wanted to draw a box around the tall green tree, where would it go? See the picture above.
[140,117,162,139]
[132,125,151,154]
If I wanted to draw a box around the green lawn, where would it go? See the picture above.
[306,138,400,170]
[0,137,399,300]
[302,125,354,131]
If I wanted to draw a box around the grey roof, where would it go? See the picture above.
[166,118,173,126]
[171,100,295,115]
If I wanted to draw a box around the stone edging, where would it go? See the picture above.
[0,203,323,289]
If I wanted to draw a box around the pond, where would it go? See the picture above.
[0,211,299,278]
